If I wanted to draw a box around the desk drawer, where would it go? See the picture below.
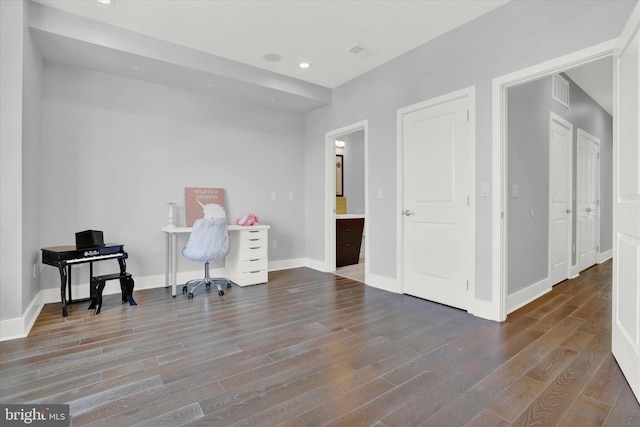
[242,269,268,285]
[241,229,267,241]
[240,245,267,260]
[241,258,267,271]
[241,236,267,249]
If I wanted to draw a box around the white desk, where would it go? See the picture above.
[161,224,270,296]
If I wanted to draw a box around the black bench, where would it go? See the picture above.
[89,273,137,314]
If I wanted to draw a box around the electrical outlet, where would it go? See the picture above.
[272,240,278,249]
[289,192,294,201]
[271,191,277,201]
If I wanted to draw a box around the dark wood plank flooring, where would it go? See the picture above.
[1,261,638,426]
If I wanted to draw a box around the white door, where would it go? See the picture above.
[577,129,600,271]
[400,90,473,310]
[549,113,573,285]
[613,2,640,403]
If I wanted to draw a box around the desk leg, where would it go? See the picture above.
[58,266,68,317]
[170,233,177,297]
[165,232,170,289]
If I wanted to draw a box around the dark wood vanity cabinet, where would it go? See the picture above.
[336,217,364,267]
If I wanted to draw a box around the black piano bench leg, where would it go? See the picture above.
[88,277,98,310]
[120,275,137,306]
[93,278,106,315]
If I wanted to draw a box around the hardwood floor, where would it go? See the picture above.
[1,261,638,426]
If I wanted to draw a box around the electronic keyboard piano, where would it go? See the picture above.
[42,243,136,316]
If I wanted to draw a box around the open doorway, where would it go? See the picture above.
[324,121,368,282]
[505,60,613,313]
[492,41,616,320]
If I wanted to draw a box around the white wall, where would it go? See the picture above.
[303,0,635,301]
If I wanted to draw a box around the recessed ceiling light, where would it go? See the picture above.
[348,44,366,55]
[299,62,311,69]
[96,0,114,5]
[129,65,139,71]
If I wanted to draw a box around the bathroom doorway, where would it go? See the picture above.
[324,121,368,282]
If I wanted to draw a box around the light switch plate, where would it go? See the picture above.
[480,182,490,197]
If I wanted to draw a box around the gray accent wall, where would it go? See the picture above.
[507,77,552,294]
[507,73,613,295]
[1,1,26,322]
[38,63,306,290]
[560,73,614,256]
[22,1,44,316]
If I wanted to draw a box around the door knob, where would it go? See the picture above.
[402,210,415,216]
[566,209,573,213]
[586,207,592,212]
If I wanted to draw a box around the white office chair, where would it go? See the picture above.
[181,217,232,299]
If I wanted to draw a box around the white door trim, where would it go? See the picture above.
[492,39,617,321]
[324,120,369,275]
[396,86,477,312]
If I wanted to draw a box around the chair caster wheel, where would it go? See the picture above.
[182,285,187,294]
[218,290,224,296]
[188,293,194,299]
[206,283,211,289]
[226,283,232,289]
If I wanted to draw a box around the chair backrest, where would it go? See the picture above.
[182,217,230,263]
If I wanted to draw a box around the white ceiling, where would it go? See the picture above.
[28,0,612,114]
[30,0,509,89]
[565,57,613,115]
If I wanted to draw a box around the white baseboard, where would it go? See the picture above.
[468,299,501,321]
[0,291,44,341]
[506,277,553,315]
[269,258,308,271]
[598,249,613,263]
[303,258,330,272]
[570,265,581,279]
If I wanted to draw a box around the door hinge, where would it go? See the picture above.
[467,195,470,206]
[467,110,470,121]
[466,280,469,290]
